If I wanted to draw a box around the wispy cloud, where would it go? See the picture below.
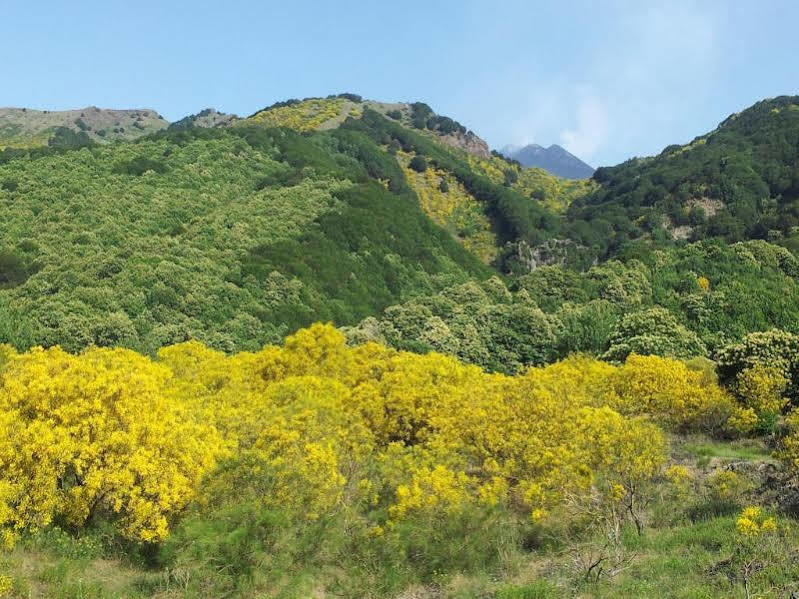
[498,1,726,165]
[559,90,607,160]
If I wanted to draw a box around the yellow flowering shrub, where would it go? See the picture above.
[0,347,224,543]
[1,323,752,545]
[603,354,737,432]
[389,465,471,520]
[247,98,348,131]
[735,365,789,422]
[664,464,694,499]
[703,470,752,505]
[0,575,11,597]
[727,406,759,435]
[779,410,799,471]
[736,506,777,538]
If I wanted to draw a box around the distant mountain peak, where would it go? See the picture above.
[500,143,594,179]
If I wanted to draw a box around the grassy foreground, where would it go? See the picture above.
[1,435,794,599]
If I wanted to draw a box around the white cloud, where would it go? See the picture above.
[559,91,608,161]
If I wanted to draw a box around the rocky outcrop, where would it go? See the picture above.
[437,131,491,159]
[509,238,588,272]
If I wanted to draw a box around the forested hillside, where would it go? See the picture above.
[0,98,607,354]
[347,239,799,374]
[0,123,491,353]
[572,96,799,257]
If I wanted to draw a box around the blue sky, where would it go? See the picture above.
[2,0,798,166]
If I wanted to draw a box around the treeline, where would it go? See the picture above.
[347,239,799,378]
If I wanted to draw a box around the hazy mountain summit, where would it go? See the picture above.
[501,143,595,179]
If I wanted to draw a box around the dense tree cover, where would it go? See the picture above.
[573,96,799,258]
[47,126,93,150]
[0,125,490,354]
[348,240,799,375]
[239,99,607,268]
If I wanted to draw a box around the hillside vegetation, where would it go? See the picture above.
[0,124,489,353]
[347,239,799,374]
[573,96,799,257]
[0,107,168,148]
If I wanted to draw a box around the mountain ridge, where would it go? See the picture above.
[0,106,169,148]
[500,142,595,179]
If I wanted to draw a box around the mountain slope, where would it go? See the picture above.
[0,106,168,148]
[0,122,491,353]
[168,107,239,130]
[570,95,799,257]
[502,143,595,179]
[0,96,599,356]
[244,96,602,266]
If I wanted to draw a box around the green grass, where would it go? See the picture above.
[678,437,774,463]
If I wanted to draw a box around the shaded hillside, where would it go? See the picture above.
[0,123,490,353]
[570,96,799,257]
[243,96,604,269]
[502,143,595,179]
[0,106,168,148]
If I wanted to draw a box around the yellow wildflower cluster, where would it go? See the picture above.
[602,354,737,432]
[0,325,744,545]
[398,152,498,262]
[704,470,752,504]
[664,464,693,498]
[736,365,789,418]
[247,99,348,131]
[0,575,11,597]
[0,346,223,544]
[736,506,777,538]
